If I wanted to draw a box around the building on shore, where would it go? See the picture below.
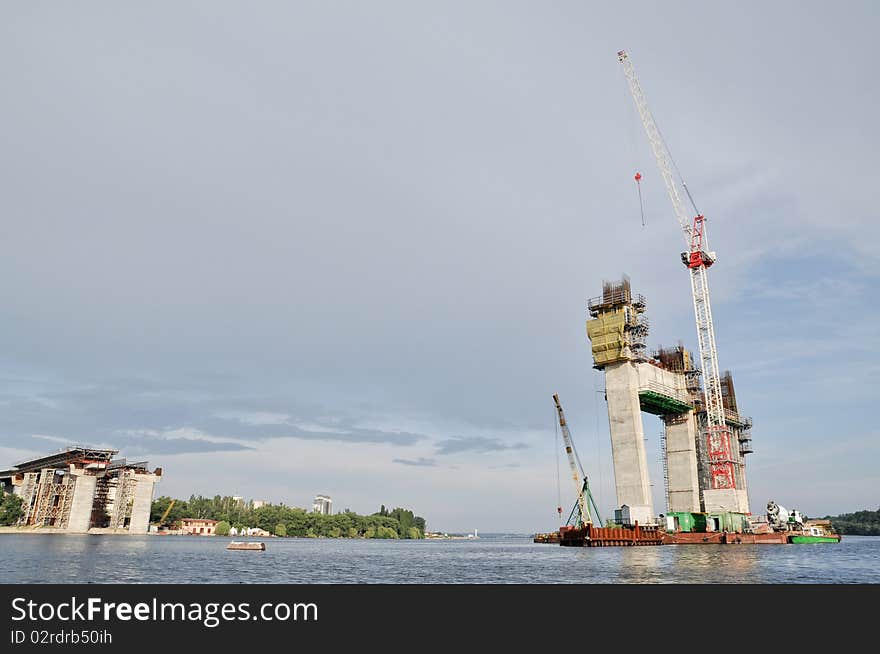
[312,495,332,515]
[180,518,218,535]
[251,499,268,510]
[0,446,161,534]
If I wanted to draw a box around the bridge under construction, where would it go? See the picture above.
[0,446,161,534]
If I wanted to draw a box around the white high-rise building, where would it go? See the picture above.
[312,495,332,515]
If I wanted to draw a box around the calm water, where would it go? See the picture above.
[1,534,878,584]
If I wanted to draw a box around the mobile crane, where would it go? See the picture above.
[553,394,602,527]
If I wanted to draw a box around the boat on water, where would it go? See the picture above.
[790,523,841,544]
[226,541,266,551]
[533,531,561,544]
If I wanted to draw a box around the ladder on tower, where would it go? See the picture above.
[660,430,669,513]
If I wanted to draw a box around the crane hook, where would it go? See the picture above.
[634,171,646,227]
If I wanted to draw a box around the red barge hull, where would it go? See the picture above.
[559,524,664,547]
[542,525,793,547]
[662,531,789,545]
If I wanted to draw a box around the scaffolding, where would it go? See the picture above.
[587,277,650,368]
[110,470,135,529]
[90,475,112,529]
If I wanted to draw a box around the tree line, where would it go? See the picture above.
[0,494,24,526]
[150,495,426,539]
[822,507,880,536]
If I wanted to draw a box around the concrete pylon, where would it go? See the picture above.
[664,413,701,513]
[128,472,159,534]
[67,469,96,533]
[604,361,654,525]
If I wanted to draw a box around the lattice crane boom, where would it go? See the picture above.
[552,393,592,526]
[617,50,737,492]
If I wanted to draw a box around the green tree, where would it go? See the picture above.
[824,507,880,536]
[274,523,287,537]
[146,494,429,540]
[215,521,231,536]
[376,526,399,539]
[0,493,24,526]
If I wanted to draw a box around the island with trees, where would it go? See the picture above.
[150,496,426,539]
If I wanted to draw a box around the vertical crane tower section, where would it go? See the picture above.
[617,50,742,509]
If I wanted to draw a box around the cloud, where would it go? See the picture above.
[392,457,438,467]
[118,438,255,456]
[30,434,73,445]
[277,426,425,446]
[201,416,429,446]
[25,430,256,458]
[217,411,292,426]
[434,437,528,456]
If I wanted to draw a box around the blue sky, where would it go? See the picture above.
[0,2,877,532]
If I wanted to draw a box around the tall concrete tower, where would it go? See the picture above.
[587,278,701,525]
[587,277,754,521]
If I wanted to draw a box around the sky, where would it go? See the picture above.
[0,2,877,533]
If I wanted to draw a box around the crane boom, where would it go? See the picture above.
[552,393,592,526]
[618,51,692,248]
[158,498,175,526]
[617,50,737,493]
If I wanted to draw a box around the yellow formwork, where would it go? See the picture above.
[586,308,629,366]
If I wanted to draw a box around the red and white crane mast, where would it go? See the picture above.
[617,50,737,493]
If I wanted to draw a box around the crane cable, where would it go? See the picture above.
[635,172,646,227]
[554,408,562,522]
[652,115,702,217]
[624,74,647,229]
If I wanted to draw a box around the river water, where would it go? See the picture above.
[1,534,877,584]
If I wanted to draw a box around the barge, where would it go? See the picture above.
[559,523,663,547]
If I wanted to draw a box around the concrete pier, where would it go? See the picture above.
[663,413,701,513]
[67,470,97,533]
[604,361,654,524]
[128,472,160,534]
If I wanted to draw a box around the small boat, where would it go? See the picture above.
[790,524,841,544]
[533,531,561,544]
[226,541,266,551]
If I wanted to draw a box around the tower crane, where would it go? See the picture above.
[617,50,738,498]
[552,393,602,527]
